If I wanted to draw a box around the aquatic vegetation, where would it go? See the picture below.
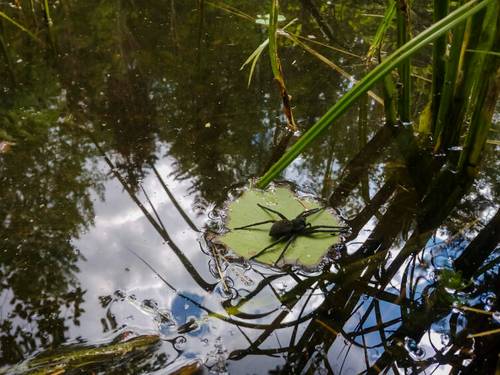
[0,0,498,374]
[256,0,499,187]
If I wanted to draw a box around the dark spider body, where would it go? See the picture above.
[269,217,306,238]
[233,203,347,266]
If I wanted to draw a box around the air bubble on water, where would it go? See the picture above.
[462,358,472,366]
[452,301,461,314]
[404,337,426,360]
[483,293,496,309]
[492,311,500,324]
[174,336,187,351]
[276,281,287,296]
[445,287,457,294]
[280,305,291,313]
[440,334,450,346]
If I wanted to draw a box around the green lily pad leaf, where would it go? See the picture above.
[217,186,342,267]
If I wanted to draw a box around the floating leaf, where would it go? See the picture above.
[216,187,342,267]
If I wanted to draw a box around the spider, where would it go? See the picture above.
[233,203,348,265]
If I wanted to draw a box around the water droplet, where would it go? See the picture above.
[174,336,187,351]
[280,305,291,313]
[484,294,496,307]
[440,334,450,346]
[492,311,500,324]
[404,337,426,360]
[276,281,287,296]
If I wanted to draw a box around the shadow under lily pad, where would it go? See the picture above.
[217,186,343,267]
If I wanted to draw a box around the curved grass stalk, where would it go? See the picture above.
[268,0,298,132]
[396,0,412,122]
[0,11,42,43]
[206,0,255,22]
[281,31,384,106]
[366,0,396,63]
[292,33,362,59]
[430,0,450,132]
[256,0,494,189]
[466,48,500,56]
[240,19,297,87]
[433,20,467,150]
[240,38,269,87]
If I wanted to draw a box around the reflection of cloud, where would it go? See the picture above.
[70,156,213,346]
[66,153,295,374]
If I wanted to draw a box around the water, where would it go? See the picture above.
[0,1,499,374]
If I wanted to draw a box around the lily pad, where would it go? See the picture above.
[217,186,342,267]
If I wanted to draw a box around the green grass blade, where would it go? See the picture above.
[282,31,384,105]
[366,0,396,62]
[206,1,256,22]
[458,0,499,171]
[396,0,412,122]
[0,11,42,43]
[241,18,297,87]
[433,20,466,150]
[268,0,280,79]
[241,39,269,87]
[466,48,500,56]
[257,0,493,188]
[430,0,450,132]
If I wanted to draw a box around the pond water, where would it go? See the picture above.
[0,1,499,374]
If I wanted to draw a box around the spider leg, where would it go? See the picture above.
[308,225,349,231]
[273,234,297,266]
[233,219,276,230]
[303,227,346,235]
[249,235,288,260]
[298,207,323,218]
[257,204,288,220]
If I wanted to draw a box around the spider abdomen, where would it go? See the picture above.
[269,217,307,238]
[269,220,294,238]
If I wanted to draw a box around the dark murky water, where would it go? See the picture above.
[0,1,499,374]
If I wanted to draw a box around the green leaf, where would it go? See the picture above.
[216,187,342,267]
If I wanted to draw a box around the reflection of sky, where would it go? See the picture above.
[70,155,210,357]
[69,152,290,373]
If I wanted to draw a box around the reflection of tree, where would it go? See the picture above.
[216,122,500,373]
[0,0,497,373]
[0,106,97,365]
